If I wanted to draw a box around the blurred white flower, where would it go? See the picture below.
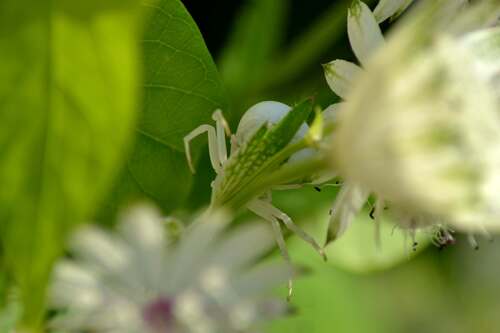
[373,0,415,23]
[49,205,290,333]
[323,0,384,243]
[330,0,500,240]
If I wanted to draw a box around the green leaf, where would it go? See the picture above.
[0,0,141,327]
[100,0,229,218]
[218,0,288,102]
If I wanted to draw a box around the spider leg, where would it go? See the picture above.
[247,200,294,299]
[184,124,221,174]
[250,199,327,261]
[212,110,231,165]
[467,233,479,250]
[229,134,239,155]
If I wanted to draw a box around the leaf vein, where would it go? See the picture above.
[143,83,219,105]
[136,128,183,153]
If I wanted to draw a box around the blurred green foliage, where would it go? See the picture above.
[218,0,288,103]
[0,0,141,327]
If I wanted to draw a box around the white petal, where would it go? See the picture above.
[175,290,216,333]
[326,183,369,244]
[229,303,257,330]
[119,205,170,292]
[50,261,102,309]
[199,266,229,297]
[322,102,345,124]
[323,60,362,99]
[207,223,275,271]
[167,210,228,292]
[461,27,500,79]
[233,261,291,299]
[348,0,385,66]
[70,226,130,274]
[374,0,414,23]
[119,204,166,251]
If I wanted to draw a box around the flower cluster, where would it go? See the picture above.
[324,0,500,246]
[323,0,415,244]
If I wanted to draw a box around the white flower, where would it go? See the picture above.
[49,205,290,333]
[330,0,500,236]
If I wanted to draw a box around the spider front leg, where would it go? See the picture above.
[212,109,231,165]
[183,109,229,174]
[247,199,294,299]
[248,199,327,261]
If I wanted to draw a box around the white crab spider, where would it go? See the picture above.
[184,101,327,295]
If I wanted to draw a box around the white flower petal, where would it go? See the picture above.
[118,205,169,291]
[348,0,385,66]
[175,290,215,333]
[70,226,130,274]
[461,26,500,79]
[326,183,369,244]
[167,211,228,292]
[323,60,362,99]
[374,0,414,23]
[119,204,166,251]
[50,261,102,309]
[233,261,291,299]
[229,302,257,330]
[323,102,345,124]
[207,223,275,271]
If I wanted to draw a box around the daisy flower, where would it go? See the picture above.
[49,204,290,333]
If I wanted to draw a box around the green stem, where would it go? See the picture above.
[227,156,330,210]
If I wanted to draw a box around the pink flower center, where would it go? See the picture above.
[142,296,175,332]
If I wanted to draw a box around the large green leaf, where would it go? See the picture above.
[101,0,229,218]
[0,0,141,327]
